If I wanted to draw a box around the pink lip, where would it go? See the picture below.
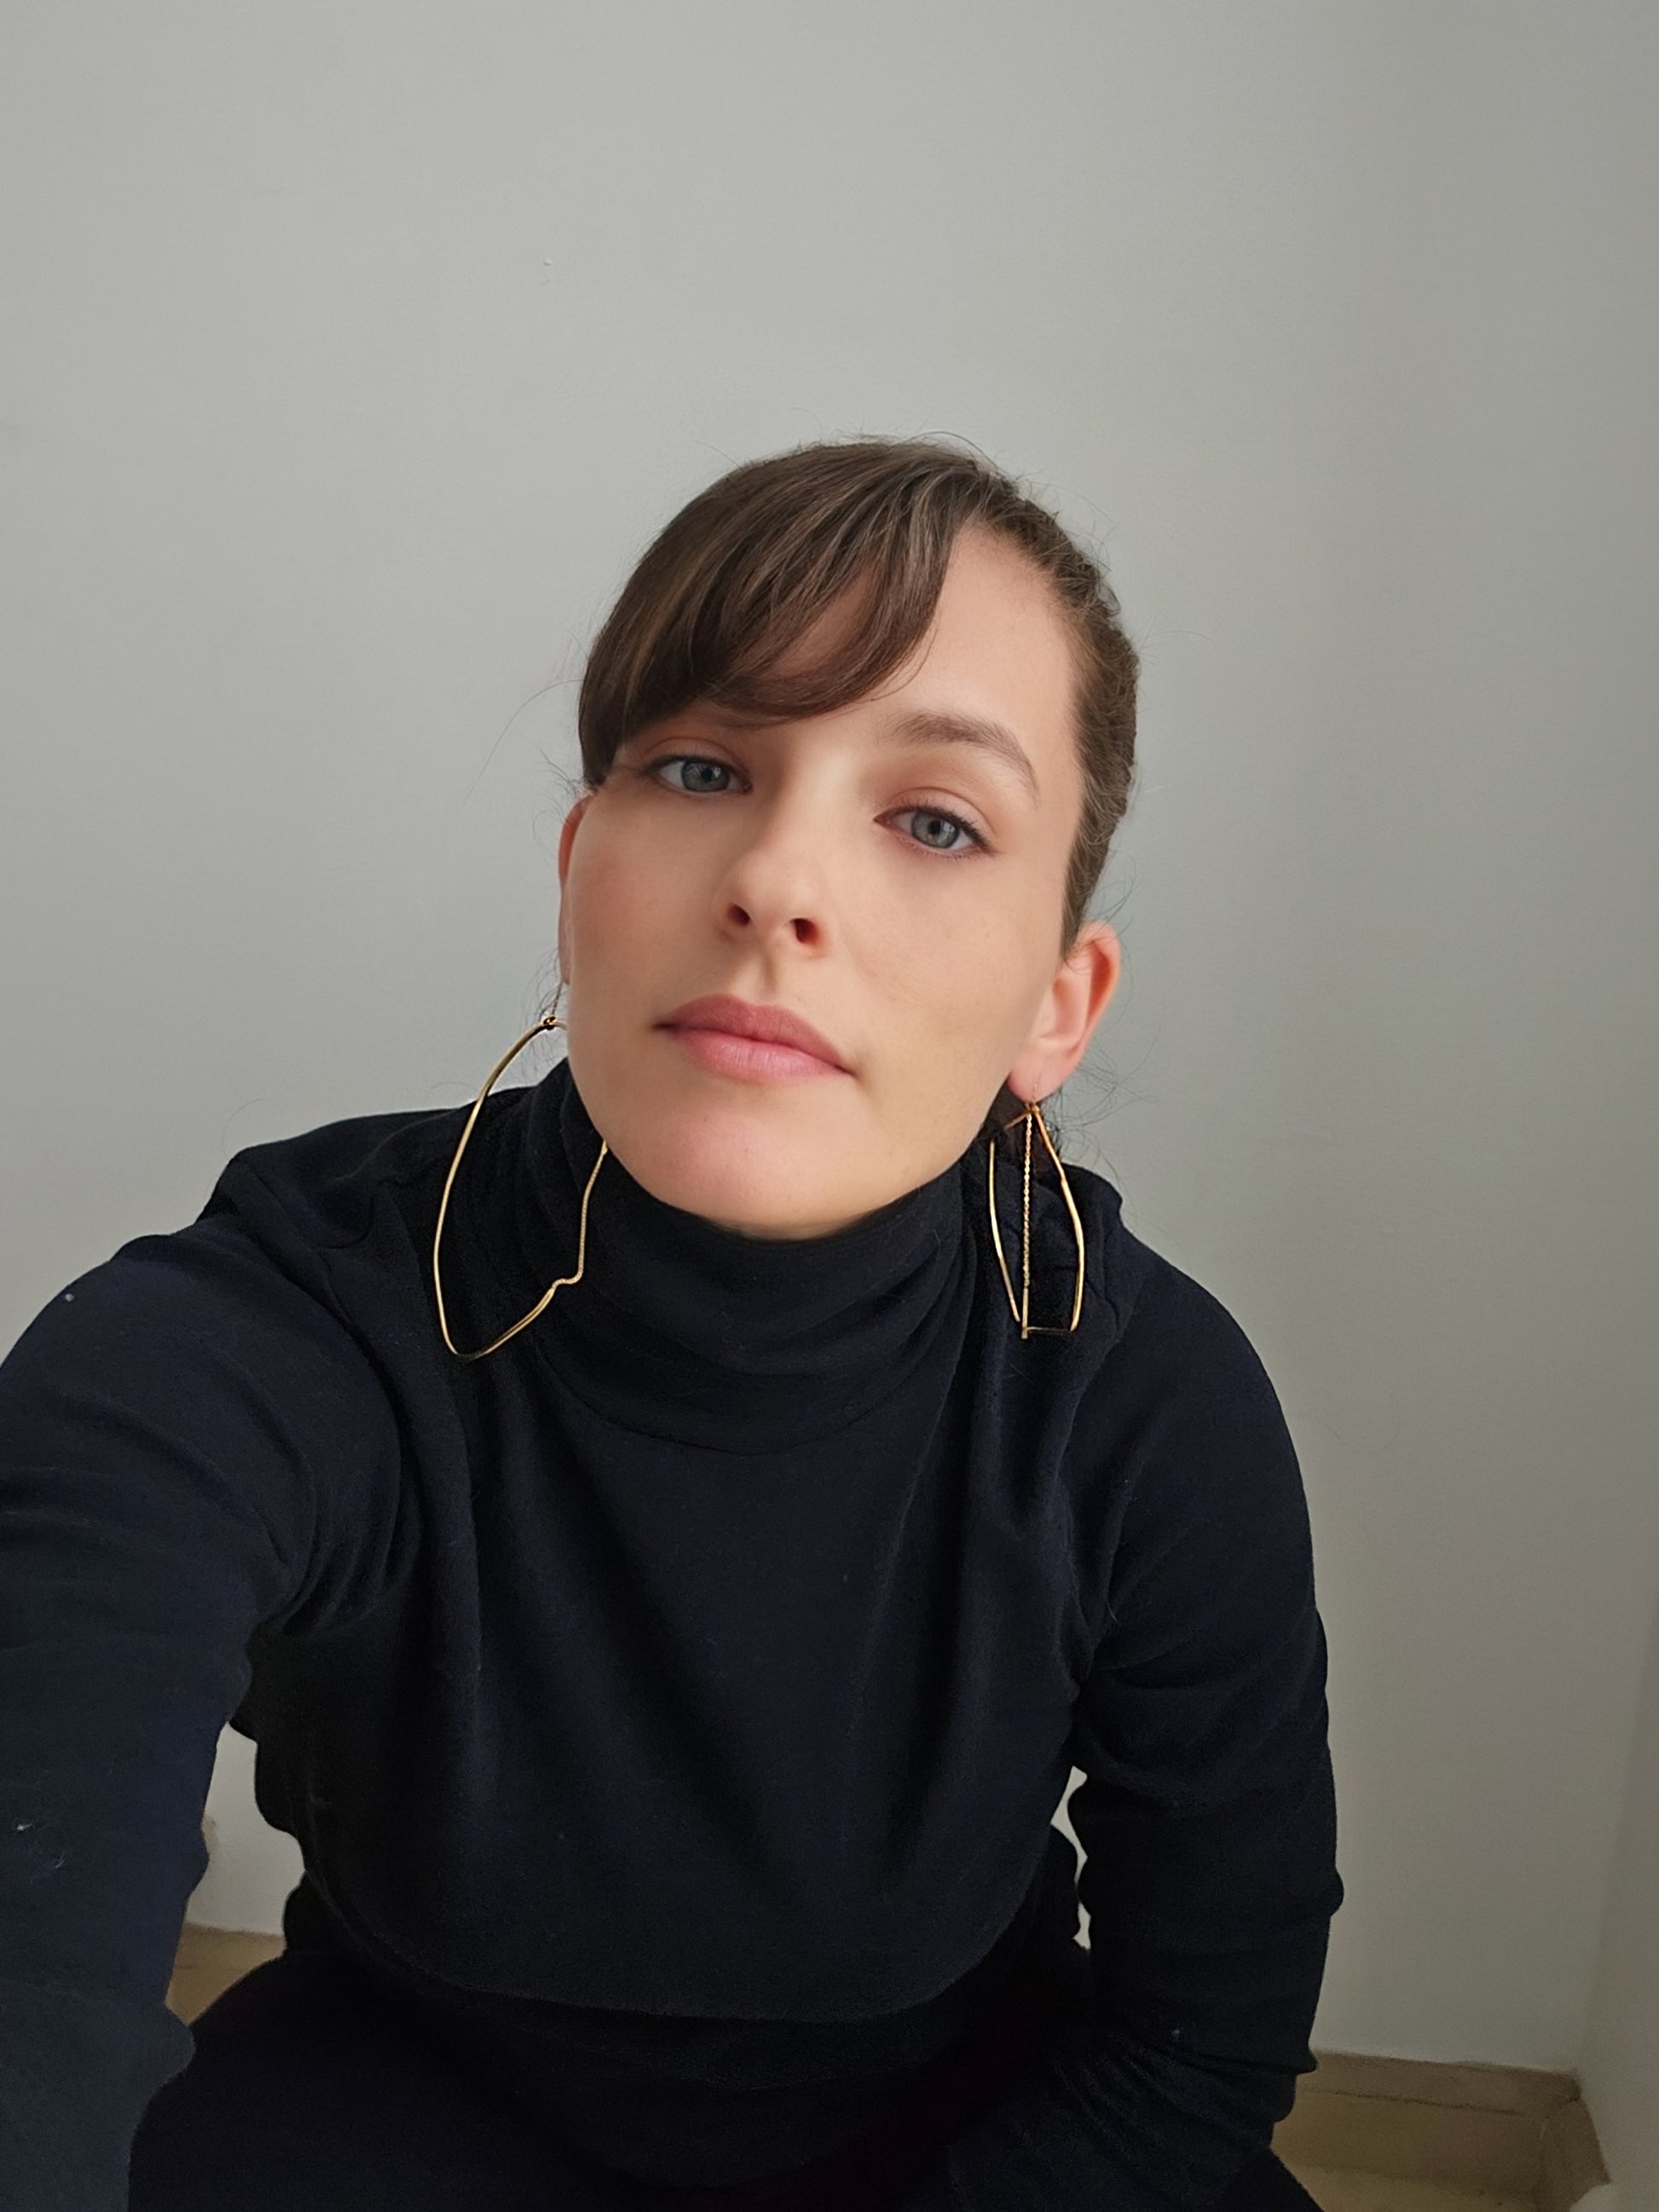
[656,994,849,1073]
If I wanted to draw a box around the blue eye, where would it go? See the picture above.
[644,754,986,856]
[894,805,983,855]
[652,755,734,794]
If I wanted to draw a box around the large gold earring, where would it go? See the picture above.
[431,990,609,1362]
[986,1094,1085,1338]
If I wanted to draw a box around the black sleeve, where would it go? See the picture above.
[0,1214,396,2212]
[893,1281,1344,2211]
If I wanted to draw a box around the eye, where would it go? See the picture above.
[890,803,986,857]
[641,753,987,857]
[646,753,735,794]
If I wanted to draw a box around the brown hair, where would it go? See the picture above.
[569,435,1139,1144]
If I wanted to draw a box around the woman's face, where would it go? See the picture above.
[555,525,1120,1238]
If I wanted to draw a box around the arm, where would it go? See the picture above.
[894,1279,1344,2211]
[0,1215,392,2212]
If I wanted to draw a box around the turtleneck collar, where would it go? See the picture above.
[470,1055,979,1452]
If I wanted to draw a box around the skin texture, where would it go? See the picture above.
[554,525,1121,1239]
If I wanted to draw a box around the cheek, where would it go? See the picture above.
[878,909,1045,1069]
[887,903,1020,1006]
[569,830,685,956]
[870,921,1010,1076]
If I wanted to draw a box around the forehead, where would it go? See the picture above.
[887,530,1079,785]
[769,525,1078,748]
[924,528,1076,680]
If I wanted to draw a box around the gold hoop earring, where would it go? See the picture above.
[986,1094,1085,1338]
[431,989,609,1362]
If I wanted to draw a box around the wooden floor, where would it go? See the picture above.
[1281,2180,1533,2212]
[166,1927,1542,2212]
[166,1923,286,2028]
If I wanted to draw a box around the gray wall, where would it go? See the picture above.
[3,0,1655,2173]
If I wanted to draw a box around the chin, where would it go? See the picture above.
[641,1146,837,1235]
[606,1107,871,1239]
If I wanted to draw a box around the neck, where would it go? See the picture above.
[456,1056,978,1452]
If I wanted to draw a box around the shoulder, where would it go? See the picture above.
[2,1210,402,1459]
[0,1126,421,1618]
[0,1096,474,1437]
[1042,1168,1305,1532]
[199,1097,478,1256]
[1109,1236,1289,1424]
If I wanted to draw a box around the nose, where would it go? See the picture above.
[712,801,830,949]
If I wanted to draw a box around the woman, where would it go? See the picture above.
[0,437,1341,2211]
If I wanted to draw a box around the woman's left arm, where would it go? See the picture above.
[893,1280,1345,2212]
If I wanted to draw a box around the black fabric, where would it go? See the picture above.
[127,1935,1326,2212]
[0,1053,1344,2211]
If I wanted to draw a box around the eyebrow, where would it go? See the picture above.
[879,708,1041,804]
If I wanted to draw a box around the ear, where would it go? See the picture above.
[1004,920,1121,1105]
[555,792,596,980]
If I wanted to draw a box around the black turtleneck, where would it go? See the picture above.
[488,1048,982,1452]
[0,1054,1343,2212]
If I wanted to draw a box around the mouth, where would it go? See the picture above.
[656,994,849,1077]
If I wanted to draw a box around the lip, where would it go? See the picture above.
[656,994,849,1072]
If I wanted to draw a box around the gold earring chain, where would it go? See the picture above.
[985,1097,1085,1337]
[431,1002,609,1362]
